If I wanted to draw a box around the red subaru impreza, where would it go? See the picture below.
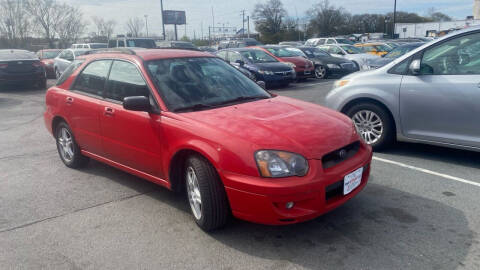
[44,48,372,231]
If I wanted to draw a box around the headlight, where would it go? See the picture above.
[258,70,274,75]
[285,62,296,68]
[334,79,350,88]
[327,64,341,69]
[255,150,309,178]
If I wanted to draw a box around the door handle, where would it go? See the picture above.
[104,107,115,116]
[66,97,74,104]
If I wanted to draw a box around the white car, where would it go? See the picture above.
[318,44,379,70]
[53,49,90,79]
[305,37,355,46]
[71,43,108,49]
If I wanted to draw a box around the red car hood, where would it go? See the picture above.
[176,96,357,159]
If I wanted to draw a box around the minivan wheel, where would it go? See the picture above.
[346,103,394,151]
[55,122,89,168]
[185,155,229,231]
[315,65,327,79]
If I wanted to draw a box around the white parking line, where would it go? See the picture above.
[373,156,480,188]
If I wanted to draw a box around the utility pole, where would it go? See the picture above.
[247,16,250,38]
[160,0,166,40]
[393,0,397,39]
[144,15,149,37]
[211,7,215,42]
[184,23,187,39]
[241,10,245,37]
[201,21,204,40]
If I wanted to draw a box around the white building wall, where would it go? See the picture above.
[475,0,480,19]
[395,19,480,38]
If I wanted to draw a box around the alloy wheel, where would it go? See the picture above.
[315,66,326,79]
[57,127,74,162]
[186,166,202,220]
[352,110,384,144]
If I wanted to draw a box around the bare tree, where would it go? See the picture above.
[103,19,116,40]
[92,16,105,36]
[252,0,287,40]
[56,5,87,48]
[0,0,32,48]
[25,0,64,48]
[126,17,144,37]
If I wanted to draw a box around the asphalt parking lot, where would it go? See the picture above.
[1,79,479,270]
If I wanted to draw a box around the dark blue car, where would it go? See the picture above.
[215,48,296,87]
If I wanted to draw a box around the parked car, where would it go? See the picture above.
[37,49,62,78]
[217,38,261,50]
[108,37,156,49]
[369,42,424,69]
[354,43,392,57]
[317,44,379,70]
[156,41,199,51]
[53,49,90,79]
[0,49,46,88]
[279,41,304,46]
[216,48,296,87]
[44,48,372,231]
[326,26,480,151]
[287,46,359,79]
[305,37,355,46]
[198,46,217,54]
[71,43,108,49]
[254,45,315,80]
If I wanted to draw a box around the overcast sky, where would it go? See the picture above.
[64,0,475,38]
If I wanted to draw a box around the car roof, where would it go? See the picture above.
[78,48,213,62]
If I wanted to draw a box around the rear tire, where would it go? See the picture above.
[55,122,89,168]
[345,102,395,151]
[185,155,229,231]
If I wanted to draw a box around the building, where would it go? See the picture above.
[395,19,480,38]
[475,0,480,19]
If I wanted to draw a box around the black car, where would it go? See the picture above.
[0,50,46,89]
[288,46,359,79]
[368,42,424,69]
[216,48,295,88]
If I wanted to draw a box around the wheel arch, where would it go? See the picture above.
[51,115,68,137]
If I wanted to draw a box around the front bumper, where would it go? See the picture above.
[295,67,315,79]
[221,143,372,225]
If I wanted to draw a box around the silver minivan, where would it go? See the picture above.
[325,26,480,152]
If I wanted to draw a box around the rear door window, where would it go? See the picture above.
[105,61,150,102]
[72,60,112,96]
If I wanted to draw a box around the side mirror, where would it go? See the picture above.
[409,59,421,75]
[123,96,151,112]
[256,81,266,89]
[235,59,245,66]
[338,51,345,56]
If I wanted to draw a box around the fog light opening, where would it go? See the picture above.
[285,202,295,209]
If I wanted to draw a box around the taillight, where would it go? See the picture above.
[32,62,42,67]
[0,63,7,69]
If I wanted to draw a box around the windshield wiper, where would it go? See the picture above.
[214,95,270,106]
[174,103,216,112]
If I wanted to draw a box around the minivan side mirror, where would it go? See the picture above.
[123,96,151,112]
[409,59,421,75]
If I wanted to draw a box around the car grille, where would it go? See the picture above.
[340,63,355,69]
[322,141,360,169]
[274,71,292,76]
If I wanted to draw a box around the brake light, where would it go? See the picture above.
[0,63,7,69]
[32,62,42,67]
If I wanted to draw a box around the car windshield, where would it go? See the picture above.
[285,48,307,57]
[239,50,277,63]
[340,45,364,54]
[374,45,392,52]
[42,51,61,59]
[146,57,271,112]
[301,48,330,58]
[127,39,156,48]
[89,44,107,49]
[335,38,354,45]
[266,47,297,57]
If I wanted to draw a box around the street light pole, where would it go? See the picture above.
[160,0,166,40]
[144,15,149,37]
[393,0,397,39]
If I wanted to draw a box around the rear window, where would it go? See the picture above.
[126,39,156,48]
[41,51,61,59]
[56,60,84,86]
[89,44,107,49]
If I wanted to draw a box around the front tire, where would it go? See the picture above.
[346,103,395,151]
[185,155,229,231]
[55,122,89,168]
[315,65,328,79]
